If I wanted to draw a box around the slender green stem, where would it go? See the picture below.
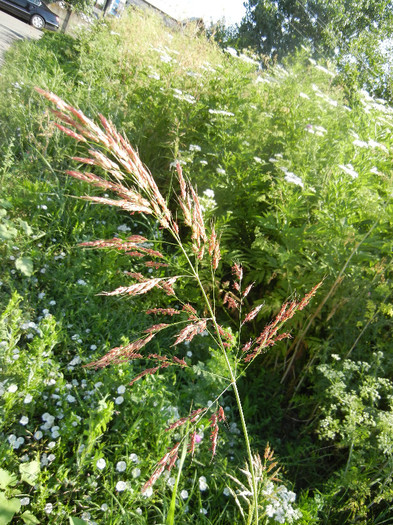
[173,233,259,524]
[167,423,189,525]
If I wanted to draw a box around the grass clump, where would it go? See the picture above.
[0,7,393,524]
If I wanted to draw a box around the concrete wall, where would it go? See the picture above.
[47,3,90,34]
[127,0,179,28]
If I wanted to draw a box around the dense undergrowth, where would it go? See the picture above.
[0,8,393,524]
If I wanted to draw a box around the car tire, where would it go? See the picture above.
[30,14,45,29]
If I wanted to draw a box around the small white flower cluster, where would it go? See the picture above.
[314,64,336,77]
[117,224,131,232]
[279,167,304,188]
[199,476,208,491]
[209,109,235,117]
[263,482,302,523]
[200,189,217,212]
[41,453,56,466]
[189,144,201,152]
[338,163,358,179]
[169,159,187,169]
[352,137,388,153]
[311,83,338,107]
[305,124,327,136]
[173,92,196,104]
[8,434,25,449]
[224,47,238,58]
[224,47,260,66]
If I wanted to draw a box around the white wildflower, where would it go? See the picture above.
[224,47,238,57]
[143,487,153,498]
[189,144,201,152]
[116,481,127,492]
[132,467,141,478]
[284,172,304,188]
[96,458,106,470]
[116,461,127,472]
[338,164,358,179]
[203,189,215,199]
[209,109,235,117]
[352,139,369,148]
[117,224,131,232]
[199,476,208,491]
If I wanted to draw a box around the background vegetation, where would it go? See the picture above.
[234,0,393,102]
[0,7,393,524]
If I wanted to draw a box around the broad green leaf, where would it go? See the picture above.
[18,220,33,236]
[0,223,17,240]
[15,257,34,277]
[20,511,40,524]
[0,470,17,490]
[19,460,40,487]
[0,492,21,525]
[69,517,89,525]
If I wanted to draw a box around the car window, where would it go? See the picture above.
[29,0,42,5]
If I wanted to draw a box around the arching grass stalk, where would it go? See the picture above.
[173,235,259,523]
[36,87,321,524]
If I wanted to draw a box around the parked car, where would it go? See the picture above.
[0,0,59,30]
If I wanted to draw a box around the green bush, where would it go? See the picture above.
[0,7,392,523]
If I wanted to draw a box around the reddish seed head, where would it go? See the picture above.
[146,308,181,316]
[232,263,243,281]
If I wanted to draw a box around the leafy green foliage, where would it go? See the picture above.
[236,0,393,100]
[0,7,392,524]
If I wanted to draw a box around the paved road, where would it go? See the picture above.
[0,10,42,66]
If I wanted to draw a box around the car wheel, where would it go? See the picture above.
[30,14,45,29]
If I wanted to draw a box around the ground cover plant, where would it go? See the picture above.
[0,7,393,524]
